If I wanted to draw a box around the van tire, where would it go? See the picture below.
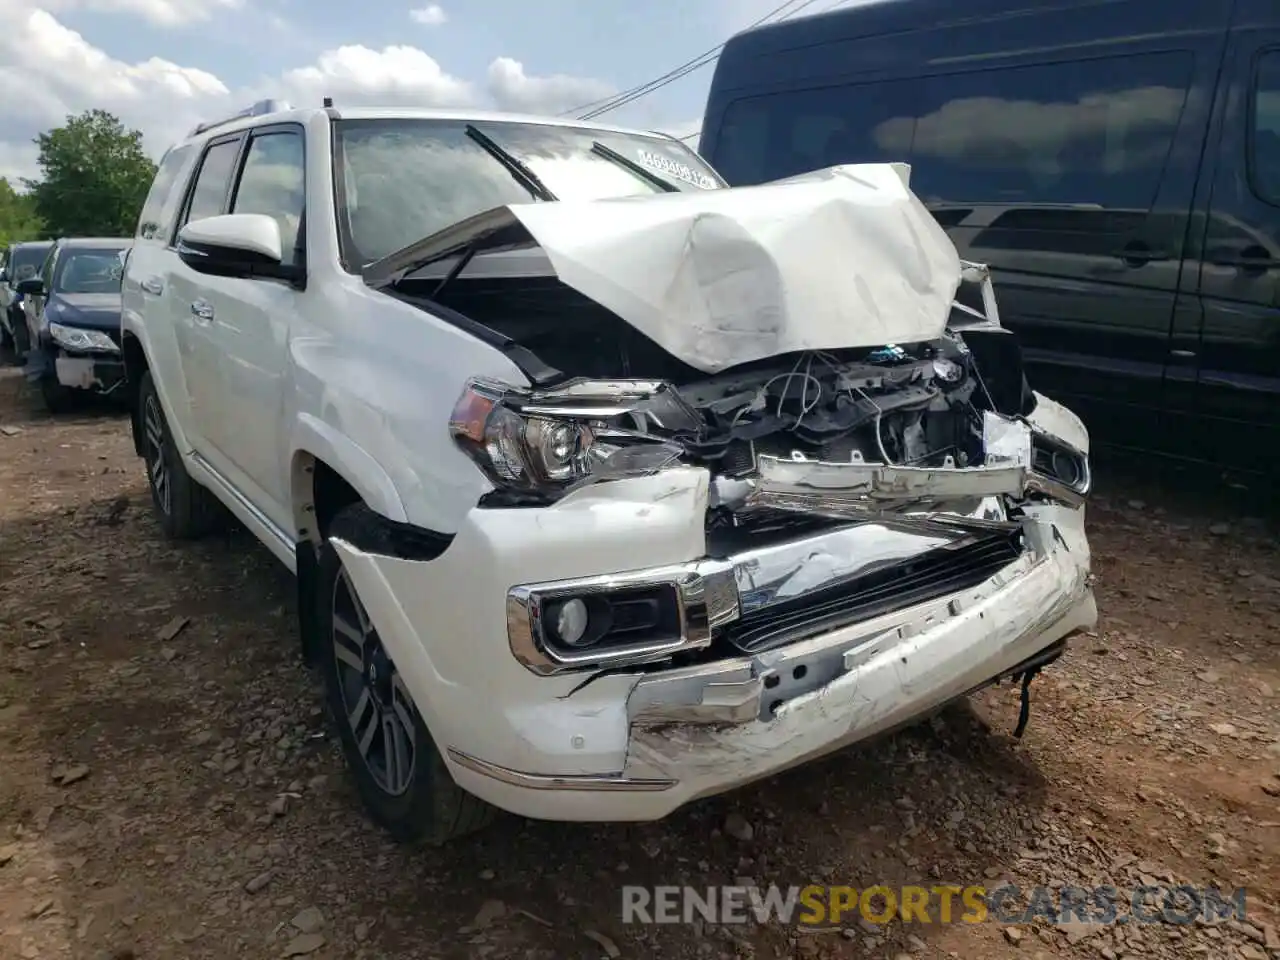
[317,503,496,845]
[138,370,218,540]
[40,377,77,414]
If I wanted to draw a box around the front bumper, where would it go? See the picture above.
[25,341,123,392]
[331,466,1095,823]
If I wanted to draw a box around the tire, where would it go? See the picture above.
[40,377,77,414]
[318,503,496,845]
[137,370,218,539]
[0,323,15,364]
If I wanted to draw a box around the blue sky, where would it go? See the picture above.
[0,0,810,183]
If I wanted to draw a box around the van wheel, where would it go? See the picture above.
[138,370,217,539]
[318,503,496,845]
[0,324,16,364]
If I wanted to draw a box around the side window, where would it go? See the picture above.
[1251,51,1280,206]
[181,138,242,230]
[39,246,58,288]
[136,144,194,242]
[907,52,1194,208]
[230,131,306,268]
[713,80,920,185]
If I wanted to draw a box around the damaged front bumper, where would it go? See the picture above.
[331,459,1095,823]
[25,342,124,393]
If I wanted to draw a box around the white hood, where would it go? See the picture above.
[370,163,964,375]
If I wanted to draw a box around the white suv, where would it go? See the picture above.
[121,99,1097,844]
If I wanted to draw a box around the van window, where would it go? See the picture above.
[231,131,306,268]
[713,79,920,185]
[908,53,1194,208]
[1252,51,1280,205]
[182,139,242,229]
[136,144,194,243]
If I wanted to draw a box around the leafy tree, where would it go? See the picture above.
[0,178,43,248]
[24,109,156,238]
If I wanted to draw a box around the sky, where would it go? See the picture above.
[0,0,810,185]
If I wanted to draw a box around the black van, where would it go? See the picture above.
[700,0,1279,474]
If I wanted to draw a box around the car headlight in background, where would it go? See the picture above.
[48,321,119,354]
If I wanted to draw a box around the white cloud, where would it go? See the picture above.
[0,5,623,189]
[0,0,242,27]
[487,57,613,116]
[408,3,446,26]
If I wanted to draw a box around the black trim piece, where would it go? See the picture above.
[381,287,565,386]
[330,513,455,563]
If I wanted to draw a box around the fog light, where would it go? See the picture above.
[554,598,590,646]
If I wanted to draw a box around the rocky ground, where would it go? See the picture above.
[0,365,1277,960]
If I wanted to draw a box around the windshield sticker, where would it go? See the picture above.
[635,149,718,190]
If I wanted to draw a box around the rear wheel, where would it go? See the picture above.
[138,370,218,539]
[0,323,15,364]
[318,503,496,844]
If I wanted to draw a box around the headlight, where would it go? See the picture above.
[448,378,689,497]
[49,322,118,353]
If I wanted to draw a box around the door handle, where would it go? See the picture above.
[1110,243,1169,267]
[140,277,164,296]
[190,299,214,324]
[1208,245,1279,271]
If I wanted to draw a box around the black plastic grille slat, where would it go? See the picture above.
[725,529,1023,654]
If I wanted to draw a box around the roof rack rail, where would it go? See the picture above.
[188,99,293,138]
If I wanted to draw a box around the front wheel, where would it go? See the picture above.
[39,377,77,414]
[317,503,496,845]
[137,370,218,539]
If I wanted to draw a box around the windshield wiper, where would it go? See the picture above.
[465,124,557,202]
[590,141,679,193]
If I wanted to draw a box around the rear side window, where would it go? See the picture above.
[908,52,1194,209]
[136,144,194,242]
[710,51,1193,210]
[1252,51,1280,206]
[182,138,242,228]
[230,131,306,268]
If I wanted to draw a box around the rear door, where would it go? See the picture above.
[164,133,246,456]
[1189,27,1280,473]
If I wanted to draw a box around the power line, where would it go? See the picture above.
[568,0,825,122]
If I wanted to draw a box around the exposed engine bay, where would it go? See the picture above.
[432,263,1089,519]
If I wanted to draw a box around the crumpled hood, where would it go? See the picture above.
[48,292,122,330]
[366,163,964,374]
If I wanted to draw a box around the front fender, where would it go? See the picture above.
[291,412,408,525]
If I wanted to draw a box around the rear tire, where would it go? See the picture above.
[317,503,496,845]
[0,323,16,365]
[138,370,218,540]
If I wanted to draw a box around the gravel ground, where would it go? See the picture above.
[0,365,1277,960]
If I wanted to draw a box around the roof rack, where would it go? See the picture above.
[188,99,293,138]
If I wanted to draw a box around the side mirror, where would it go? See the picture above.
[0,269,7,283]
[16,277,43,296]
[177,214,299,284]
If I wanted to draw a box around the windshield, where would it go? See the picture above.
[6,245,51,286]
[333,118,724,267]
[53,248,127,294]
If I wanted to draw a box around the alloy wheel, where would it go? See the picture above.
[331,567,417,796]
[143,393,171,516]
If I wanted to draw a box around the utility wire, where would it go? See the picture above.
[568,0,828,122]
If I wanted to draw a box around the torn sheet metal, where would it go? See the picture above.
[368,163,963,374]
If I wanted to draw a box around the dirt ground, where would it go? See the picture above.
[0,366,1277,960]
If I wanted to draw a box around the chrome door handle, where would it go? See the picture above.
[140,277,164,296]
[190,299,214,323]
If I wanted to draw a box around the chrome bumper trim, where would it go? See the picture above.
[446,748,676,792]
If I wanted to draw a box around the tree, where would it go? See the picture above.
[0,178,43,248]
[25,109,156,238]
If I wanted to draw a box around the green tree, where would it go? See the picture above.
[0,178,43,248]
[24,109,156,238]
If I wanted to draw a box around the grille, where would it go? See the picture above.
[723,527,1024,654]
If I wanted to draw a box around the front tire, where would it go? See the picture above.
[40,377,77,414]
[318,503,495,845]
[138,370,217,539]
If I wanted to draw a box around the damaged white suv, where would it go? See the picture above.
[121,100,1097,844]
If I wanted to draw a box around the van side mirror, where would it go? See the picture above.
[177,214,301,285]
[16,277,43,296]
